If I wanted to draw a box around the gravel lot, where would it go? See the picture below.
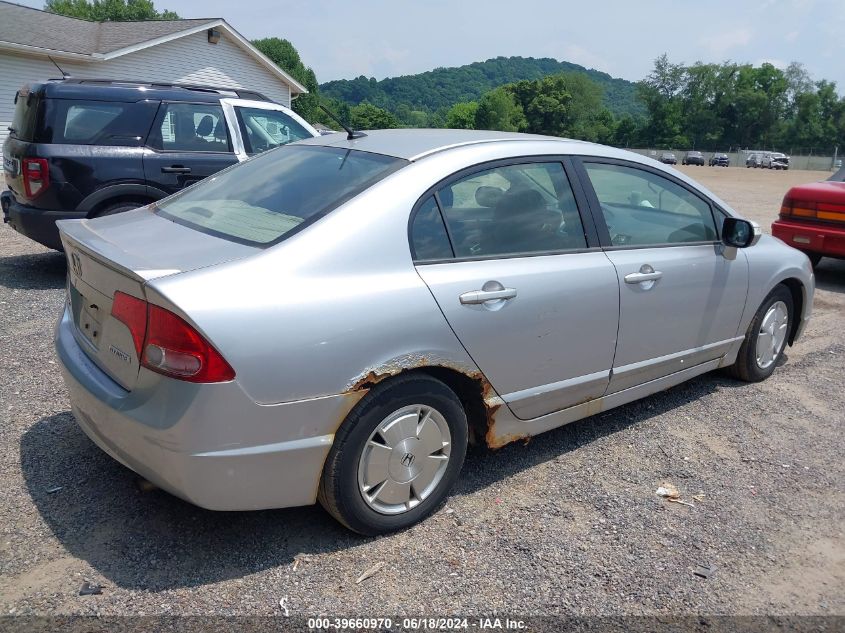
[0,167,843,619]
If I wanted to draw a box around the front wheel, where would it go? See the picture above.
[318,374,468,535]
[728,285,793,382]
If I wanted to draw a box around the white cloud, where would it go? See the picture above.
[557,44,614,74]
[756,58,788,70]
[701,27,753,56]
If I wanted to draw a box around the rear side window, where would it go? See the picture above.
[40,99,158,146]
[155,145,406,247]
[435,162,587,258]
[411,196,453,260]
[148,103,231,152]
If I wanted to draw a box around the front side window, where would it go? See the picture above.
[150,103,231,152]
[435,162,587,258]
[583,162,717,247]
[235,107,313,154]
[155,145,405,247]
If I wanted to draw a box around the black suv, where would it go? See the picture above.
[682,151,705,166]
[2,79,317,250]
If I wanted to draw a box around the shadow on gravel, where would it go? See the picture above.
[21,412,358,591]
[456,370,750,498]
[0,251,66,290]
[21,371,750,592]
[813,257,845,294]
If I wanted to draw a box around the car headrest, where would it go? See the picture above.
[195,115,214,137]
[475,186,505,208]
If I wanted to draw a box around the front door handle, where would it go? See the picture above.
[624,271,663,283]
[162,166,192,173]
[459,288,517,305]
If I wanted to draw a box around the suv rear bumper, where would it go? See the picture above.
[772,218,845,258]
[2,191,85,250]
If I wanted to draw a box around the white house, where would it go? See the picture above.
[0,1,307,158]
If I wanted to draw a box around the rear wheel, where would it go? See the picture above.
[318,374,468,535]
[93,201,146,218]
[728,285,793,382]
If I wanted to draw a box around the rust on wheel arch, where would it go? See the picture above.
[342,354,522,449]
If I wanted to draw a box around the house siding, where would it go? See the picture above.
[1,30,293,159]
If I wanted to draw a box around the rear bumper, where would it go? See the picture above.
[772,218,845,258]
[2,191,84,250]
[55,305,361,511]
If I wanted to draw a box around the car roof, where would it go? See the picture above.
[294,128,603,161]
[25,79,269,104]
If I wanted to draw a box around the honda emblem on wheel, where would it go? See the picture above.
[401,452,415,467]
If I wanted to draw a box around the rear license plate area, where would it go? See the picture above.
[78,302,104,348]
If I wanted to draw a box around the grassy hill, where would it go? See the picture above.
[320,56,644,118]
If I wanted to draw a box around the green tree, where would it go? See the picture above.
[445,102,479,129]
[349,102,399,129]
[45,0,178,20]
[474,88,526,132]
[252,37,325,124]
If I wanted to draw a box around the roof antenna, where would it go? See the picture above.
[48,56,70,79]
[319,104,367,141]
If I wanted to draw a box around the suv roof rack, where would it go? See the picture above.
[49,78,271,102]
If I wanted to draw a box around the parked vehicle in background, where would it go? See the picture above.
[53,129,814,534]
[772,165,845,267]
[682,151,705,166]
[659,152,677,165]
[762,153,790,170]
[1,79,318,250]
[746,154,763,168]
[709,153,730,167]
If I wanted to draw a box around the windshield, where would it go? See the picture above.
[154,145,406,247]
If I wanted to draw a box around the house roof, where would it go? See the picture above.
[0,1,307,94]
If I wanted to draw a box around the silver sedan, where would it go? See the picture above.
[55,130,814,534]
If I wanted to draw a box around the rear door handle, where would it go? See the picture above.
[459,288,517,304]
[161,166,191,173]
[624,271,663,283]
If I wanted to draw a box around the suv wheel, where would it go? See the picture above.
[94,201,147,217]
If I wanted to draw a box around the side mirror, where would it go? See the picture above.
[722,217,760,248]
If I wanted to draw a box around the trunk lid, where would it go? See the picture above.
[59,208,257,390]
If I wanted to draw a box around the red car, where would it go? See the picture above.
[772,166,845,267]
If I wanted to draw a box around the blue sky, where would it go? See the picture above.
[16,0,845,89]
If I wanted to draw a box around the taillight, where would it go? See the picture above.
[22,158,49,198]
[780,196,845,224]
[111,292,147,356]
[110,291,235,383]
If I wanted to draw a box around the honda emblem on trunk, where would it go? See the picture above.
[71,252,82,276]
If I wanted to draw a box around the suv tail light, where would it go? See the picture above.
[22,158,49,198]
[780,196,845,224]
[111,292,235,383]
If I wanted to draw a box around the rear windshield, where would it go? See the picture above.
[10,89,40,142]
[154,145,406,247]
[40,99,158,146]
